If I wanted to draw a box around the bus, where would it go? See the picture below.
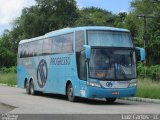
[17,26,145,102]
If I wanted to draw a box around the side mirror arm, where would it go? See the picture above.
[83,45,91,59]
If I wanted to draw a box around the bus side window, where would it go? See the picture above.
[38,40,43,56]
[32,40,43,56]
[20,43,28,58]
[76,31,86,80]
[28,42,33,57]
[32,41,39,56]
[51,33,74,54]
[52,36,63,54]
[62,33,73,53]
[43,38,52,55]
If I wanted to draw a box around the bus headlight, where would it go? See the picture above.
[129,79,137,87]
[87,82,101,88]
[129,82,137,87]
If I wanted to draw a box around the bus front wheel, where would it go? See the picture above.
[67,83,76,102]
[106,98,116,103]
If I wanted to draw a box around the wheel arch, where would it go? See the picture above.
[24,76,34,88]
[24,78,28,88]
[65,80,72,95]
[29,77,33,83]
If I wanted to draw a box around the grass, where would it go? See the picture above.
[136,78,160,99]
[0,73,17,86]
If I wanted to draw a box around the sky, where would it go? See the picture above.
[0,0,132,36]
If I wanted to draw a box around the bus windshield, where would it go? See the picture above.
[87,30,133,47]
[89,48,136,80]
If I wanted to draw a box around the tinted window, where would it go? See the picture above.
[28,42,35,57]
[76,31,85,52]
[19,43,28,58]
[37,40,43,56]
[89,48,136,80]
[87,31,133,47]
[19,33,74,58]
[51,33,74,54]
[19,39,43,58]
[43,38,52,55]
[33,40,43,56]
[76,51,87,80]
[76,31,86,80]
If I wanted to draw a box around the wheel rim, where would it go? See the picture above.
[26,82,30,94]
[30,81,34,95]
[67,83,75,101]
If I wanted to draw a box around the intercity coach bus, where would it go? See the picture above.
[17,26,145,102]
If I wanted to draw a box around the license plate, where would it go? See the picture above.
[112,92,120,95]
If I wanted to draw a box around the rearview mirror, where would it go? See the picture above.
[135,47,145,61]
[83,45,91,59]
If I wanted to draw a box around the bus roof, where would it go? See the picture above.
[19,26,130,44]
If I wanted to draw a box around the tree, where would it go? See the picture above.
[75,7,116,26]
[0,0,79,67]
[114,12,127,28]
[0,32,16,67]
[129,0,160,64]
[13,0,79,39]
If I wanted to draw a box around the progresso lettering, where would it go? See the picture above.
[50,57,70,65]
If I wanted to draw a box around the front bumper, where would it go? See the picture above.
[84,86,137,98]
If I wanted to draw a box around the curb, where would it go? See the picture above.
[121,97,160,104]
[0,84,17,88]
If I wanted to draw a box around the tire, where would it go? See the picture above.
[67,83,76,102]
[29,80,36,95]
[25,81,30,94]
[106,98,117,103]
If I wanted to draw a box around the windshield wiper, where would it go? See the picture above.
[121,66,127,79]
[115,64,127,79]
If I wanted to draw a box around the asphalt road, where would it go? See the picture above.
[0,103,15,114]
[0,85,160,114]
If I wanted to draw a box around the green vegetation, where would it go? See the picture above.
[0,66,17,73]
[0,73,17,86]
[136,63,160,99]
[137,63,160,80]
[0,67,17,86]
[136,79,160,99]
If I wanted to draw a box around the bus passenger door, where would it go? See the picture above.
[76,51,87,85]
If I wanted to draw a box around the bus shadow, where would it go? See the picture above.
[76,98,131,105]
[25,92,132,105]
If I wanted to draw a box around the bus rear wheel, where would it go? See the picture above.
[25,81,30,94]
[106,98,117,103]
[29,80,36,95]
[67,83,76,102]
